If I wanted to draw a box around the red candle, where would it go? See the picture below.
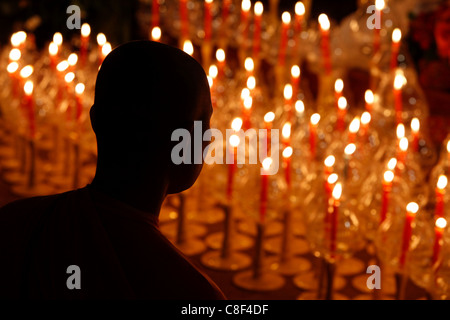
[294,2,305,34]
[96,33,106,64]
[373,0,384,56]
[23,81,35,139]
[399,202,419,269]
[180,0,189,40]
[393,73,404,125]
[309,113,320,159]
[360,112,371,140]
[278,12,291,66]
[432,217,447,266]
[390,28,402,71]
[264,112,275,152]
[240,0,251,50]
[260,157,272,223]
[7,62,19,99]
[364,89,374,113]
[80,23,91,66]
[283,146,293,189]
[227,134,240,202]
[152,0,160,29]
[410,118,420,153]
[221,0,231,26]
[330,182,342,259]
[216,48,226,79]
[283,84,293,121]
[291,65,300,103]
[337,96,347,132]
[252,2,263,58]
[348,117,360,145]
[435,175,447,219]
[318,14,332,75]
[48,42,58,70]
[398,137,408,166]
[204,0,213,41]
[380,170,394,224]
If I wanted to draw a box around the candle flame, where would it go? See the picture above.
[68,53,78,66]
[383,170,394,183]
[394,73,404,90]
[241,0,251,12]
[24,80,33,95]
[262,157,273,171]
[207,76,213,88]
[447,140,450,153]
[283,84,293,100]
[310,113,320,125]
[183,40,194,55]
[254,1,263,15]
[411,118,420,133]
[209,65,218,79]
[247,76,256,90]
[387,158,397,170]
[75,83,85,95]
[48,42,58,56]
[392,28,402,43]
[229,134,240,148]
[64,72,75,83]
[151,27,162,41]
[361,112,371,125]
[231,117,243,131]
[11,31,27,47]
[205,0,213,4]
[81,23,91,37]
[344,143,356,155]
[295,100,305,114]
[102,42,112,57]
[324,155,335,168]
[337,96,347,110]
[243,96,252,110]
[437,175,448,190]
[97,33,107,46]
[241,88,250,100]
[9,48,21,61]
[244,57,254,72]
[282,12,291,24]
[375,0,385,10]
[7,62,19,74]
[436,217,447,229]
[318,14,330,31]
[264,111,275,123]
[291,65,300,78]
[282,122,291,139]
[349,117,360,133]
[295,2,305,15]
[334,78,344,93]
[406,202,419,214]
[396,123,405,139]
[399,137,408,152]
[19,65,33,78]
[364,89,374,104]
[56,60,69,72]
[282,146,293,159]
[216,48,226,62]
[332,182,342,200]
[328,173,338,185]
[53,32,63,46]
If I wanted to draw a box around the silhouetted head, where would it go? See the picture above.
[90,41,212,194]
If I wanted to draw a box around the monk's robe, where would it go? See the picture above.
[0,185,225,299]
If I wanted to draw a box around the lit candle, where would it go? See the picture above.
[11,31,27,49]
[294,2,305,34]
[180,0,189,41]
[242,90,252,129]
[380,170,394,224]
[324,173,338,239]
[97,33,107,64]
[244,57,254,77]
[435,175,447,219]
[240,0,251,50]
[410,117,420,153]
[398,137,408,166]
[348,117,360,144]
[151,26,162,42]
[75,83,85,123]
[399,202,419,269]
[101,42,112,63]
[264,111,275,150]
[23,80,35,139]
[324,155,335,178]
[291,65,300,101]
[216,48,226,79]
[365,89,374,113]
[48,42,58,70]
[53,32,63,47]
[309,113,320,159]
[295,100,304,121]
[283,84,293,121]
[432,217,447,266]
[334,78,343,103]
[151,0,160,30]
[391,28,402,70]
[260,157,273,223]
[227,126,241,202]
[246,76,256,92]
[337,96,347,132]
[330,182,342,258]
[278,12,291,66]
[318,13,332,75]
[393,73,404,125]
[68,53,78,72]
[252,2,263,58]
[283,146,293,189]
[221,0,231,28]
[343,143,356,180]
[373,0,385,56]
[183,40,194,56]
[204,0,213,41]
[7,62,19,98]
[80,23,91,66]
[360,112,371,139]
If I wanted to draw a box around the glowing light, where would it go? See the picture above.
[7,62,19,74]
[396,123,405,139]
[436,217,447,229]
[338,96,347,110]
[406,202,419,214]
[310,113,320,125]
[243,96,252,110]
[291,65,300,78]
[209,65,218,79]
[332,182,342,200]
[324,155,335,168]
[328,173,338,185]
[361,112,371,125]
[81,23,91,37]
[392,28,402,43]
[241,88,250,100]
[75,83,85,95]
[9,48,21,61]
[282,12,291,24]
[19,65,33,78]
[102,42,112,57]
[53,32,63,46]
[254,2,263,15]
[282,122,291,139]
[229,134,240,148]
[349,118,360,133]
[97,33,107,46]
[241,0,251,12]
[216,48,226,62]
[334,78,344,93]
[318,14,330,31]
[283,84,293,100]
[387,158,397,170]
[383,170,394,183]
[183,40,194,55]
[365,89,374,104]
[24,80,33,95]
[231,117,243,131]
[68,53,78,66]
[295,100,304,114]
[394,73,404,90]
[344,143,356,155]
[244,58,254,72]
[437,175,448,190]
[283,146,293,158]
[264,112,275,123]
[247,76,256,90]
[295,2,305,16]
[411,118,420,133]
[64,72,75,83]
[399,137,409,152]
[375,0,385,10]
[48,42,58,56]
[151,27,161,41]
[56,60,69,72]
[262,157,273,171]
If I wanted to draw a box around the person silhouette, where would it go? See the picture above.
[0,40,225,299]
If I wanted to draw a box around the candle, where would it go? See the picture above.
[294,2,305,34]
[399,202,419,268]
[264,111,275,152]
[373,0,385,56]
[101,42,112,63]
[180,0,189,41]
[291,65,300,101]
[324,155,335,178]
[348,117,360,144]
[380,170,394,224]
[151,0,160,29]
[309,113,320,159]
[252,2,263,58]
[242,90,252,129]
[398,137,408,166]
[75,83,85,123]
[11,31,27,48]
[390,28,402,70]
[282,122,291,146]
[410,117,420,153]
[365,89,374,113]
[337,96,347,132]
[221,0,231,27]
[334,78,344,103]
[97,33,107,64]
[23,80,35,139]
[330,182,342,258]
[295,100,304,120]
[244,57,254,77]
[216,48,226,79]
[360,112,371,139]
[432,217,447,266]
[80,23,91,66]
[7,62,19,98]
[48,42,58,70]
[387,157,397,172]
[151,26,162,42]
[393,73,404,125]
[282,146,293,189]
[246,76,256,91]
[318,13,332,75]
[283,84,293,121]
[260,157,272,223]
[53,32,63,47]
[227,133,240,202]
[343,143,356,180]
[68,53,78,72]
[183,40,194,56]
[278,12,291,66]
[19,65,34,79]
[435,175,447,219]
[204,0,213,41]
[240,0,251,50]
